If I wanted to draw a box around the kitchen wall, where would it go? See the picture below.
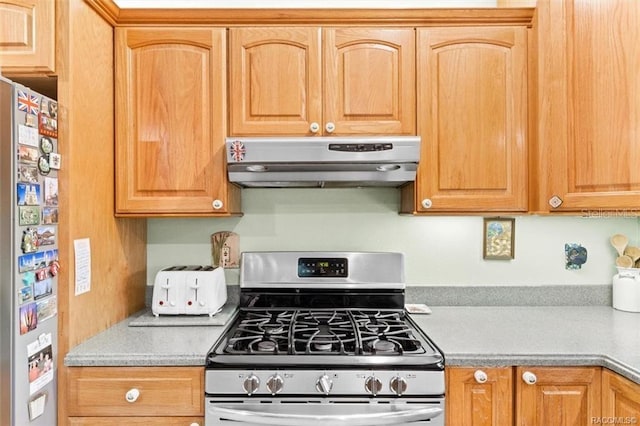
[147,188,638,287]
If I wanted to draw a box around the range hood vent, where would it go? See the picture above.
[225,136,420,188]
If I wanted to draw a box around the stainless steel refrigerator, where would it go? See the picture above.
[1,76,59,425]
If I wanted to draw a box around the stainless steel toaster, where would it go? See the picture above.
[152,265,227,317]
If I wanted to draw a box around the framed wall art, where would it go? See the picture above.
[483,217,515,260]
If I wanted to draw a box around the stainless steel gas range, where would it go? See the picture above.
[205,252,445,426]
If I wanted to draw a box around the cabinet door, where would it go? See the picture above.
[324,28,415,135]
[516,367,601,426]
[229,27,322,136]
[413,27,527,212]
[0,0,54,76]
[446,367,513,426]
[115,27,235,215]
[536,0,640,212]
[602,369,640,420]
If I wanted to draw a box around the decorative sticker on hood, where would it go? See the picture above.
[229,140,246,162]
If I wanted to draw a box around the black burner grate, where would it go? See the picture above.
[222,309,426,356]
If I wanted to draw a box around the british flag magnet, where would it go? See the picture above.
[17,90,40,115]
[229,140,246,162]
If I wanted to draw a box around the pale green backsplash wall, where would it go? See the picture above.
[147,188,639,286]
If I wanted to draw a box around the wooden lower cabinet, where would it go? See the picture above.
[447,366,602,426]
[602,369,640,420]
[446,367,513,426]
[67,366,203,424]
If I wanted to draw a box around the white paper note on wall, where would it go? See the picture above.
[74,238,91,295]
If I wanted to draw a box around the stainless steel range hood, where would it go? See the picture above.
[225,136,420,188]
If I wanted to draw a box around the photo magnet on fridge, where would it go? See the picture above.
[18,163,39,184]
[17,183,40,206]
[18,206,40,226]
[18,145,38,164]
[21,228,39,253]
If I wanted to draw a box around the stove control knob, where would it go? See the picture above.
[315,374,333,395]
[365,376,383,396]
[267,374,284,395]
[243,374,260,396]
[390,376,408,396]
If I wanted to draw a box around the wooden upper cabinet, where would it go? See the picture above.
[229,27,415,136]
[229,27,322,136]
[536,0,640,212]
[446,367,513,426]
[405,26,527,213]
[0,0,55,76]
[115,27,239,216]
[515,367,601,426]
[602,369,640,419]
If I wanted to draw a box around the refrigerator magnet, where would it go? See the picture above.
[17,183,41,206]
[38,114,57,138]
[39,137,53,154]
[48,101,57,119]
[18,206,40,226]
[49,260,60,277]
[18,286,34,305]
[18,146,39,164]
[25,113,37,128]
[43,178,58,207]
[41,208,58,225]
[19,303,38,335]
[48,153,61,170]
[18,124,39,147]
[21,228,39,253]
[40,98,49,117]
[37,156,50,175]
[18,163,39,184]
[36,227,55,246]
[17,90,40,115]
[22,272,36,287]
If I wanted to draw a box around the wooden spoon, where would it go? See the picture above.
[624,246,640,263]
[616,255,634,268]
[611,234,629,256]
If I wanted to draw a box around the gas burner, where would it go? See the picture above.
[256,340,278,352]
[372,339,397,354]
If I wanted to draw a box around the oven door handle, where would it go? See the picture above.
[209,404,443,425]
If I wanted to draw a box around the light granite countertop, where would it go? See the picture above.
[65,305,640,384]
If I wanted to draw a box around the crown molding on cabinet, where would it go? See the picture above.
[85,0,534,26]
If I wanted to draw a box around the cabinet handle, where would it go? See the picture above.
[522,371,537,385]
[212,199,223,210]
[421,199,432,209]
[548,195,563,209]
[309,122,320,134]
[325,122,336,134]
[125,388,140,403]
[473,370,488,384]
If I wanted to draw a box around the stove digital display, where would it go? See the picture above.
[298,258,348,278]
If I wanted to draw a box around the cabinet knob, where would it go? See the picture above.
[522,371,537,385]
[473,369,488,384]
[325,122,336,133]
[189,423,200,426]
[309,122,320,133]
[212,199,223,210]
[125,388,140,403]
[421,199,433,209]
[548,195,563,209]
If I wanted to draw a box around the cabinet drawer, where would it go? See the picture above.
[69,417,203,425]
[67,367,203,417]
